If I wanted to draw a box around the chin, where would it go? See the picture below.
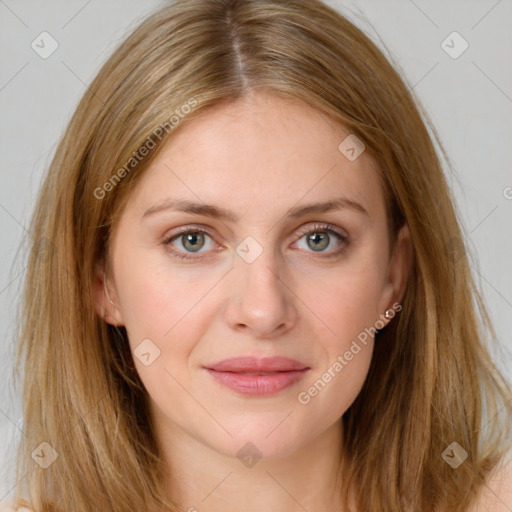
[204,424,305,462]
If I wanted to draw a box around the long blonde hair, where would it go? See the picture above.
[13,0,512,510]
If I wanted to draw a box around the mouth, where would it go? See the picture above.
[205,355,309,373]
[223,371,283,375]
[203,356,310,396]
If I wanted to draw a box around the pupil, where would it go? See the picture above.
[308,232,328,251]
[184,232,203,252]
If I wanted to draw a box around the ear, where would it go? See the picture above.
[377,223,412,322]
[93,260,124,326]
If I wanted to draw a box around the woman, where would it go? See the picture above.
[7,0,512,510]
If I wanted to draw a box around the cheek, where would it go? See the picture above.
[113,248,218,355]
[115,263,219,404]
[296,275,379,422]
[298,343,373,438]
[294,259,383,412]
[304,258,385,346]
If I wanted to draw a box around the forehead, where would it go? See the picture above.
[125,92,385,223]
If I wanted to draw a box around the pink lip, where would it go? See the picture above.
[204,356,310,396]
[205,356,309,372]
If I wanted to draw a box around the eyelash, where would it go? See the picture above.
[163,223,349,262]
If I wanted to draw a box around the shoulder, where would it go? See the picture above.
[467,453,512,511]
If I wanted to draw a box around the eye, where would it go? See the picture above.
[163,227,218,261]
[293,223,349,258]
[163,223,349,262]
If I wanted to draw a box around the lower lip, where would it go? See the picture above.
[206,369,309,396]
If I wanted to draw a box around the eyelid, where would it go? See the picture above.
[163,222,347,243]
[163,223,217,241]
[293,222,348,241]
[163,221,349,260]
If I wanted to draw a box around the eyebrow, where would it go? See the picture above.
[142,197,369,222]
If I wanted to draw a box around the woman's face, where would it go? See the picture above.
[96,91,410,461]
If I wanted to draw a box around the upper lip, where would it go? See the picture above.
[204,356,309,373]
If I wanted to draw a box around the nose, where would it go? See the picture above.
[223,244,297,339]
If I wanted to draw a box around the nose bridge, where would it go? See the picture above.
[238,236,280,291]
[235,234,285,305]
[224,233,296,335]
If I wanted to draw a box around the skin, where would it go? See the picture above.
[95,90,412,511]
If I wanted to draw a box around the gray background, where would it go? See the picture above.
[1,0,511,501]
